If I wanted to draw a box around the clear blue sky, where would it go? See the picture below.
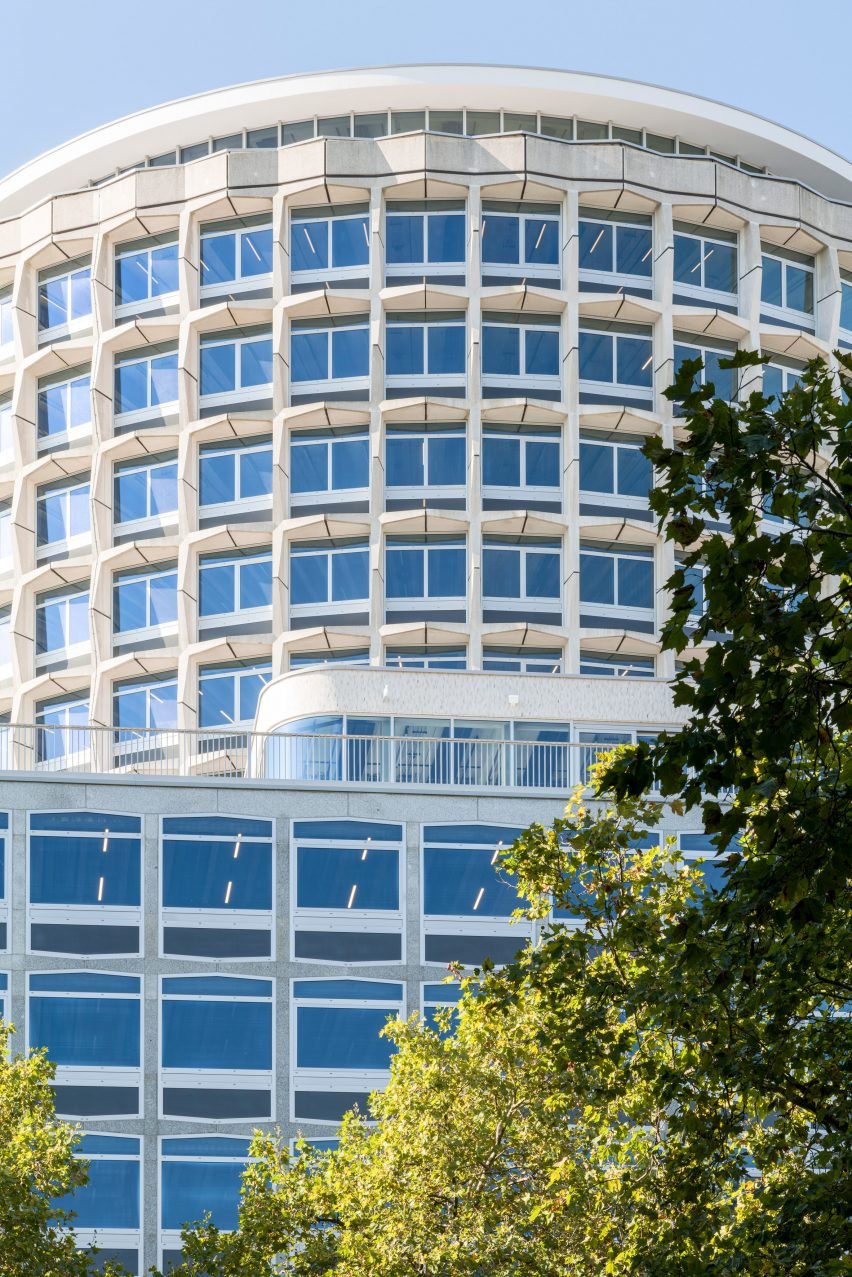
[0,0,848,178]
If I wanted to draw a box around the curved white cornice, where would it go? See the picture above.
[1,64,850,216]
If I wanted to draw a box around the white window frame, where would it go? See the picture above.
[67,1133,142,1261]
[199,221,273,301]
[36,479,91,560]
[384,318,467,392]
[290,978,404,1124]
[482,540,563,614]
[481,430,561,503]
[384,207,466,279]
[26,970,143,1118]
[384,427,467,504]
[760,250,815,326]
[481,648,563,675]
[289,432,370,509]
[38,263,92,342]
[289,322,370,400]
[673,229,738,306]
[480,208,561,283]
[37,370,92,451]
[579,651,656,678]
[160,816,275,962]
[114,240,179,320]
[289,542,370,621]
[113,351,179,429]
[763,361,803,397]
[35,588,90,668]
[112,678,178,764]
[112,567,178,644]
[199,332,273,411]
[481,321,562,395]
[290,823,405,966]
[384,538,467,613]
[579,434,651,514]
[198,551,273,626]
[579,544,656,626]
[578,328,654,402]
[113,457,178,538]
[199,440,272,521]
[34,696,91,771]
[578,214,653,291]
[420,823,535,968]
[384,646,467,670]
[27,815,142,960]
[289,210,370,285]
[574,725,660,784]
[159,974,275,1123]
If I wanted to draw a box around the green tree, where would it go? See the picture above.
[168,355,851,1276]
[0,1022,123,1276]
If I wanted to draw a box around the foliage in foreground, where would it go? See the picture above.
[166,355,852,1276]
[0,1022,121,1276]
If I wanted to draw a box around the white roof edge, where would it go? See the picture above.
[2,64,850,215]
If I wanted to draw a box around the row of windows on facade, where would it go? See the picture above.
[2,212,844,355]
[89,107,771,183]
[1,536,687,679]
[0,325,816,463]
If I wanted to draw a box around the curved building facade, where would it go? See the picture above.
[0,66,849,1271]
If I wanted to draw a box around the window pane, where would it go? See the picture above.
[150,244,179,296]
[483,436,520,487]
[579,441,614,492]
[618,557,654,608]
[162,1000,271,1070]
[423,847,519,915]
[524,329,559,376]
[331,438,369,490]
[526,439,559,487]
[617,337,653,387]
[162,1161,245,1232]
[386,215,423,264]
[292,442,328,493]
[428,435,465,485]
[386,548,423,598]
[30,833,140,906]
[331,549,368,601]
[579,331,612,382]
[761,256,783,307]
[150,464,178,516]
[524,218,559,265]
[198,671,234,727]
[39,277,67,329]
[240,338,273,388]
[69,377,91,428]
[386,326,423,376]
[39,385,67,435]
[200,452,235,505]
[116,251,148,305]
[240,559,271,609]
[483,547,520,597]
[616,447,651,497]
[428,213,465,263]
[150,355,178,406]
[387,436,423,487]
[240,228,273,277]
[291,554,326,605]
[579,222,613,272]
[429,546,465,596]
[526,550,560,598]
[580,553,615,605]
[239,671,268,722]
[200,563,235,616]
[331,217,370,268]
[292,332,328,382]
[200,343,236,396]
[616,226,652,276]
[149,573,177,626]
[114,579,147,632]
[482,325,520,376]
[58,1159,139,1230]
[296,1005,395,1070]
[291,221,329,272]
[428,324,465,374]
[29,997,139,1067]
[70,487,90,536]
[240,448,272,498]
[705,242,737,294]
[297,846,399,909]
[786,265,813,314]
[481,215,519,265]
[673,234,701,284]
[149,682,177,730]
[200,234,236,286]
[331,328,369,379]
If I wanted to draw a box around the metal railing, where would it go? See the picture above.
[0,724,620,793]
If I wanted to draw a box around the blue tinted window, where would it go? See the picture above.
[37,374,91,439]
[29,995,140,1067]
[30,831,140,906]
[296,1005,396,1070]
[162,1159,247,1231]
[163,837,272,909]
[524,217,559,265]
[482,215,520,264]
[162,998,272,1070]
[674,344,736,401]
[525,329,559,375]
[423,845,521,916]
[55,1157,139,1229]
[297,845,399,910]
[38,265,92,332]
[482,325,520,376]
[291,436,369,494]
[386,215,423,264]
[841,281,852,333]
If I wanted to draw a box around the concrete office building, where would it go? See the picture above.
[0,65,850,1271]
